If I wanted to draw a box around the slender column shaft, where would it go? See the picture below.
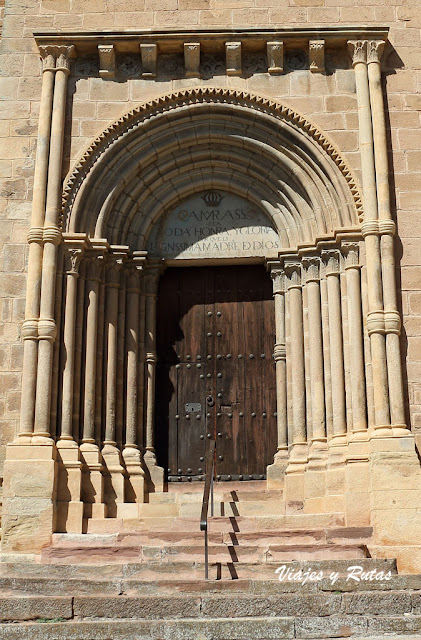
[50,247,64,439]
[349,39,390,428]
[72,261,86,440]
[343,243,367,434]
[19,50,55,437]
[144,267,160,455]
[368,42,406,429]
[304,259,326,441]
[320,277,333,438]
[137,288,146,447]
[125,269,140,448]
[286,263,306,444]
[94,279,105,443]
[82,259,101,443]
[104,262,120,444]
[324,251,346,437]
[116,269,127,448]
[269,263,287,451]
[34,48,74,437]
[61,250,83,439]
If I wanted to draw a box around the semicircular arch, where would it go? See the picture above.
[63,87,363,252]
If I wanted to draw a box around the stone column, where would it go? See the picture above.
[367,40,408,434]
[348,39,391,433]
[323,250,347,444]
[56,246,85,532]
[283,258,307,512]
[122,261,146,506]
[322,249,347,513]
[102,256,126,517]
[143,263,164,492]
[34,45,74,440]
[342,241,367,439]
[19,47,56,440]
[342,241,371,527]
[302,255,328,510]
[266,261,288,490]
[80,254,105,519]
[60,246,84,442]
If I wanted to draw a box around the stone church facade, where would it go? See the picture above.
[0,0,420,575]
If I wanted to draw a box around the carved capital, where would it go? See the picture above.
[98,44,116,78]
[268,261,285,294]
[105,259,121,287]
[140,43,158,78]
[322,249,341,276]
[39,45,56,72]
[184,42,200,78]
[347,40,367,66]
[85,254,103,281]
[144,267,160,295]
[126,266,141,293]
[283,259,302,289]
[302,256,320,282]
[55,45,75,73]
[66,248,84,276]
[267,41,284,74]
[367,40,385,65]
[341,241,360,270]
[309,40,325,73]
[226,42,242,76]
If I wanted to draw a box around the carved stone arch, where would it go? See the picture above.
[62,87,363,248]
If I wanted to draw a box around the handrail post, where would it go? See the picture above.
[200,439,216,581]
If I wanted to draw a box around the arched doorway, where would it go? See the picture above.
[34,89,367,527]
[155,263,277,482]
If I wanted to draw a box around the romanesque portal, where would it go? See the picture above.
[2,36,421,573]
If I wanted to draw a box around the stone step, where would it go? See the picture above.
[1,619,421,640]
[52,526,373,548]
[148,489,282,505]
[41,543,369,565]
[0,558,398,581]
[2,572,419,599]
[86,512,345,534]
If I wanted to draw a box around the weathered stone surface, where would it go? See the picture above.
[0,596,72,621]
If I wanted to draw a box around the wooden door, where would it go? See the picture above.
[155,265,276,481]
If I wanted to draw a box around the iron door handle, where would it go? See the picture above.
[206,395,215,407]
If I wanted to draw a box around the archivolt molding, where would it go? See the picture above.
[62,87,363,230]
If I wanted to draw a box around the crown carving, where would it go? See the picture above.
[201,191,224,208]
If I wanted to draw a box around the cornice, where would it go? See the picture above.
[34,27,389,52]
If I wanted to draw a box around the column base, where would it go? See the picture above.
[284,442,308,513]
[123,446,146,503]
[56,439,83,533]
[143,449,164,493]
[1,441,57,554]
[303,438,328,514]
[102,444,126,518]
[266,448,288,490]
[80,443,106,518]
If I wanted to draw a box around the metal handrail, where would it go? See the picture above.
[200,439,216,580]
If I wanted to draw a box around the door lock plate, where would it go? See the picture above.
[185,402,201,413]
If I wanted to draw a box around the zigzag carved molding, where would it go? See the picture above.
[62,87,363,226]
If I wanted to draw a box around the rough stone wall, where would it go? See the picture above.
[0,0,420,473]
